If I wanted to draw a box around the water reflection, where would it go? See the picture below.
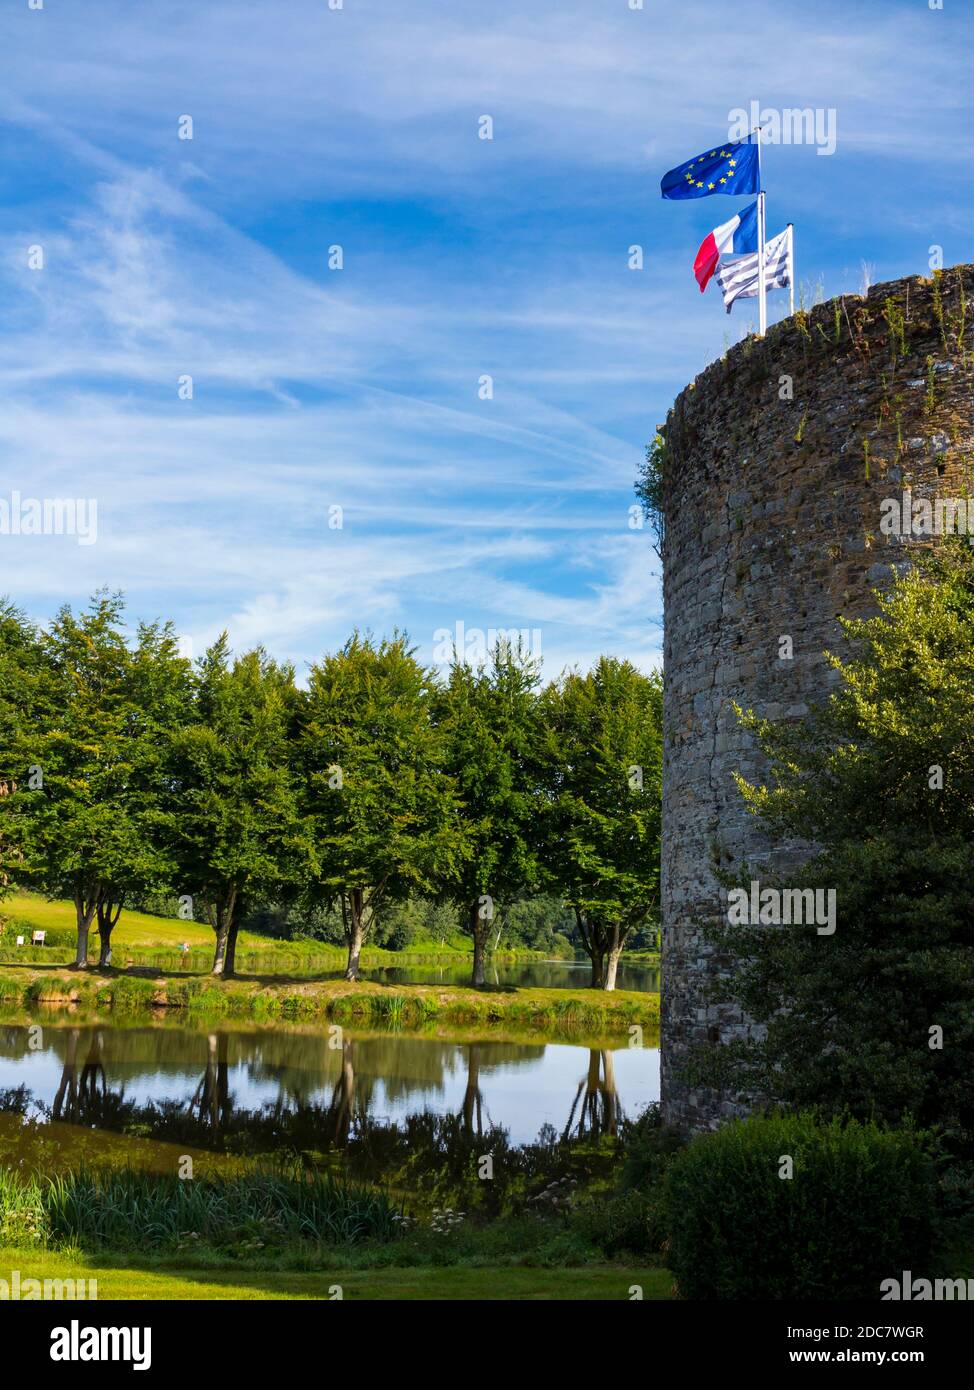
[0,1023,659,1153]
[113,955,660,993]
[563,1050,622,1140]
[350,959,661,993]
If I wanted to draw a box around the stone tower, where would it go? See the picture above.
[659,265,974,1133]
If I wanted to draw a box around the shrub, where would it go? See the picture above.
[663,1112,937,1300]
[618,1103,686,1191]
[569,1187,664,1256]
[0,1169,49,1246]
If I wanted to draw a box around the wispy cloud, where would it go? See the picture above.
[0,0,969,675]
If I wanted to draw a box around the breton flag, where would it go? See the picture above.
[693,201,758,292]
[715,227,793,314]
[660,137,760,200]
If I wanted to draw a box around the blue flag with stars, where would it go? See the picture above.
[660,137,760,200]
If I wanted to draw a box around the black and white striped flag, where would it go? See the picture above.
[715,227,793,313]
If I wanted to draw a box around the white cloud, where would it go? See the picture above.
[0,0,968,676]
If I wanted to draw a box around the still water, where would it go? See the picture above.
[350,959,660,993]
[142,955,661,993]
[0,1023,660,1154]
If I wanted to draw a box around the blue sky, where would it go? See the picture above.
[1,0,970,680]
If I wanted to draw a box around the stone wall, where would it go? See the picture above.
[659,265,974,1133]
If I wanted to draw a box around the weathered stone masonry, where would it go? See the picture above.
[659,265,974,1133]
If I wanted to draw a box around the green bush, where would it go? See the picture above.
[570,1187,664,1256]
[619,1103,686,1191]
[663,1112,937,1300]
[0,919,76,951]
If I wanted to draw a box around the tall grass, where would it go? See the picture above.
[0,1164,403,1251]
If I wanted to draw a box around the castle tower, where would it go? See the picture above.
[659,265,974,1132]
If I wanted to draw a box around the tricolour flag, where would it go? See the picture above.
[693,201,758,292]
[715,227,792,313]
[660,137,760,201]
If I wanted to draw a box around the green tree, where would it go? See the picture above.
[539,658,663,989]
[433,641,542,986]
[498,895,574,954]
[302,633,464,980]
[0,594,190,967]
[93,618,193,966]
[697,542,974,1144]
[165,637,308,976]
[0,600,48,904]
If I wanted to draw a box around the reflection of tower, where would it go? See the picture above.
[189,1032,230,1132]
[563,1050,623,1140]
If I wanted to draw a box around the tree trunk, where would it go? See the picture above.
[72,888,99,969]
[602,924,623,992]
[211,912,230,975]
[224,921,240,978]
[344,922,364,981]
[211,892,238,976]
[575,909,605,988]
[96,899,123,968]
[470,901,489,986]
[344,888,371,981]
[603,947,622,991]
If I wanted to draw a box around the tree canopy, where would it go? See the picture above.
[539,658,663,988]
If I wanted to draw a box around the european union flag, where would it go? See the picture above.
[660,137,760,200]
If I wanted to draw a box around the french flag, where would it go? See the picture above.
[693,201,759,292]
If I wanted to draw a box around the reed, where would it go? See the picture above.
[1,1163,403,1251]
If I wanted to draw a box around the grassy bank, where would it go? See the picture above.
[0,893,581,972]
[0,1160,673,1300]
[0,963,659,1033]
[0,1245,670,1299]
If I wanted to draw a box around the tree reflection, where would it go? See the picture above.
[458,1043,490,1137]
[187,1033,231,1133]
[52,1028,110,1122]
[563,1050,622,1140]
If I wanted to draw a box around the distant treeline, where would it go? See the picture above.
[0,594,662,988]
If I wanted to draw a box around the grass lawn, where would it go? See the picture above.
[0,1246,672,1300]
[0,892,589,966]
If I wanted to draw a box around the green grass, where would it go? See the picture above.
[0,891,659,1036]
[0,1165,403,1250]
[0,962,659,1033]
[0,1245,671,1299]
[0,893,567,970]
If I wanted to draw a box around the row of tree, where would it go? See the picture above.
[0,593,663,988]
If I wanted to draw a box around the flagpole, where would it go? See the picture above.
[755,126,767,337]
[788,223,795,315]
